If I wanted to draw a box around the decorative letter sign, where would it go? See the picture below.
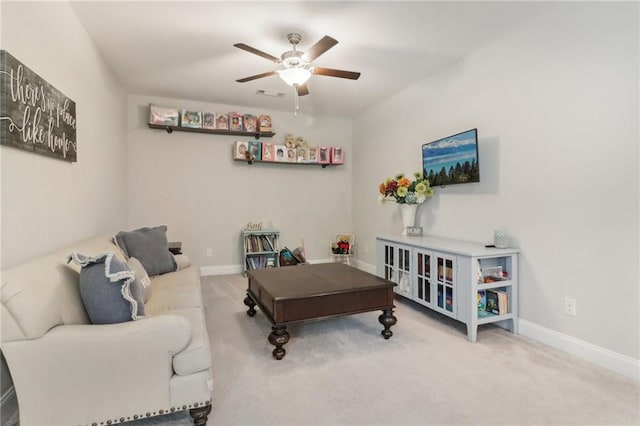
[0,50,77,162]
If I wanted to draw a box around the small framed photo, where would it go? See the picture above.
[234,141,249,160]
[286,147,297,162]
[202,111,216,129]
[296,147,308,163]
[149,104,179,126]
[216,114,229,130]
[181,110,202,128]
[330,146,344,164]
[307,147,318,163]
[274,145,287,162]
[318,146,330,164]
[243,114,257,132]
[229,112,243,131]
[248,141,262,161]
[261,142,275,162]
[258,115,272,132]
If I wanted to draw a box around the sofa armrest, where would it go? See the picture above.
[174,253,192,270]
[2,315,192,426]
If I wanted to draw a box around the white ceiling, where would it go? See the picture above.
[70,1,550,117]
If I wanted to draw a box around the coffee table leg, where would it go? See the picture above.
[244,294,256,317]
[268,325,290,360]
[378,308,397,339]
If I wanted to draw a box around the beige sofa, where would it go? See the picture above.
[0,235,212,426]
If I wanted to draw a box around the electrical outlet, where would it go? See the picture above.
[564,297,577,316]
[206,248,213,257]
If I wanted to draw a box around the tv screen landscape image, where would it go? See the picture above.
[422,128,480,186]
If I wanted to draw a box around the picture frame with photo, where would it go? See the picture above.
[181,110,202,128]
[286,147,297,162]
[229,112,243,131]
[307,147,318,163]
[248,141,262,161]
[274,145,287,162]
[330,146,344,164]
[243,114,257,132]
[296,147,309,163]
[318,146,330,164]
[202,111,216,129]
[149,104,179,126]
[234,141,249,160]
[216,114,229,130]
[258,115,272,132]
[262,142,275,162]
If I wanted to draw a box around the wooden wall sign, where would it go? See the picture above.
[0,50,77,162]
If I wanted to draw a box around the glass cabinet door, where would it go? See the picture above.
[382,243,412,297]
[415,250,432,307]
[435,254,456,316]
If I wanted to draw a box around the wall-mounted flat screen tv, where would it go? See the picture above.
[422,128,480,186]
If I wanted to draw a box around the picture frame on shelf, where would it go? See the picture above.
[229,112,243,131]
[244,114,257,132]
[202,111,216,129]
[308,147,318,163]
[274,145,287,162]
[248,141,262,161]
[262,142,275,162]
[296,147,308,163]
[286,147,297,162]
[318,146,330,164]
[234,141,249,160]
[330,146,344,164]
[149,104,179,126]
[181,110,202,128]
[216,114,229,130]
[258,115,272,132]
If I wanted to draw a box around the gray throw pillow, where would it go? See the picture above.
[68,252,145,324]
[114,225,177,276]
[127,257,152,303]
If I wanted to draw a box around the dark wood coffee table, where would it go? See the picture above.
[244,262,397,360]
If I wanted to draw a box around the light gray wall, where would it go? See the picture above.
[0,1,128,420]
[127,95,352,268]
[352,2,639,359]
[0,1,128,269]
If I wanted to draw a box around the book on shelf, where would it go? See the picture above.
[484,289,508,315]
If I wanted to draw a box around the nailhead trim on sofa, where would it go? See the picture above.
[83,399,211,426]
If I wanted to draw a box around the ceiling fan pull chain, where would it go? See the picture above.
[294,85,299,116]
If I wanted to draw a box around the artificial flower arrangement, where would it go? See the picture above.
[378,172,434,204]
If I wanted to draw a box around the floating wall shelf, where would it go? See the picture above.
[147,123,275,139]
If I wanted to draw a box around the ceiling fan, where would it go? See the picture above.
[234,33,360,113]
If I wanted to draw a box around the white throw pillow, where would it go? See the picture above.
[127,257,152,303]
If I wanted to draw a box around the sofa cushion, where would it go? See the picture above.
[144,267,203,315]
[114,226,177,277]
[158,307,211,376]
[127,257,152,303]
[68,252,144,323]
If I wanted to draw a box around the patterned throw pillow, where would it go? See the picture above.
[114,226,177,276]
[68,252,145,324]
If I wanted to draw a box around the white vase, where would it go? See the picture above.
[398,203,418,235]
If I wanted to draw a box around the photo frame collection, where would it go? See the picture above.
[234,141,344,165]
[149,104,271,133]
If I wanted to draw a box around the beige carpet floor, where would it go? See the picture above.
[8,272,640,426]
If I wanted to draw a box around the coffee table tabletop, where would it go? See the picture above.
[244,263,397,359]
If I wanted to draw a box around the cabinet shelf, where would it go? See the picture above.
[477,312,515,325]
[477,280,514,290]
[246,250,279,256]
[148,123,275,138]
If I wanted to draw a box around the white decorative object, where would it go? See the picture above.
[399,203,418,235]
[494,230,508,248]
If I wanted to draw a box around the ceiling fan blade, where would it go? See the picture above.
[303,36,338,62]
[297,84,310,96]
[313,67,361,80]
[236,71,277,83]
[233,43,280,63]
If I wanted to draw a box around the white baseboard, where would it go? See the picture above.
[519,319,639,381]
[1,386,18,425]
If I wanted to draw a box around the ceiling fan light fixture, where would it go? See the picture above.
[278,67,311,86]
